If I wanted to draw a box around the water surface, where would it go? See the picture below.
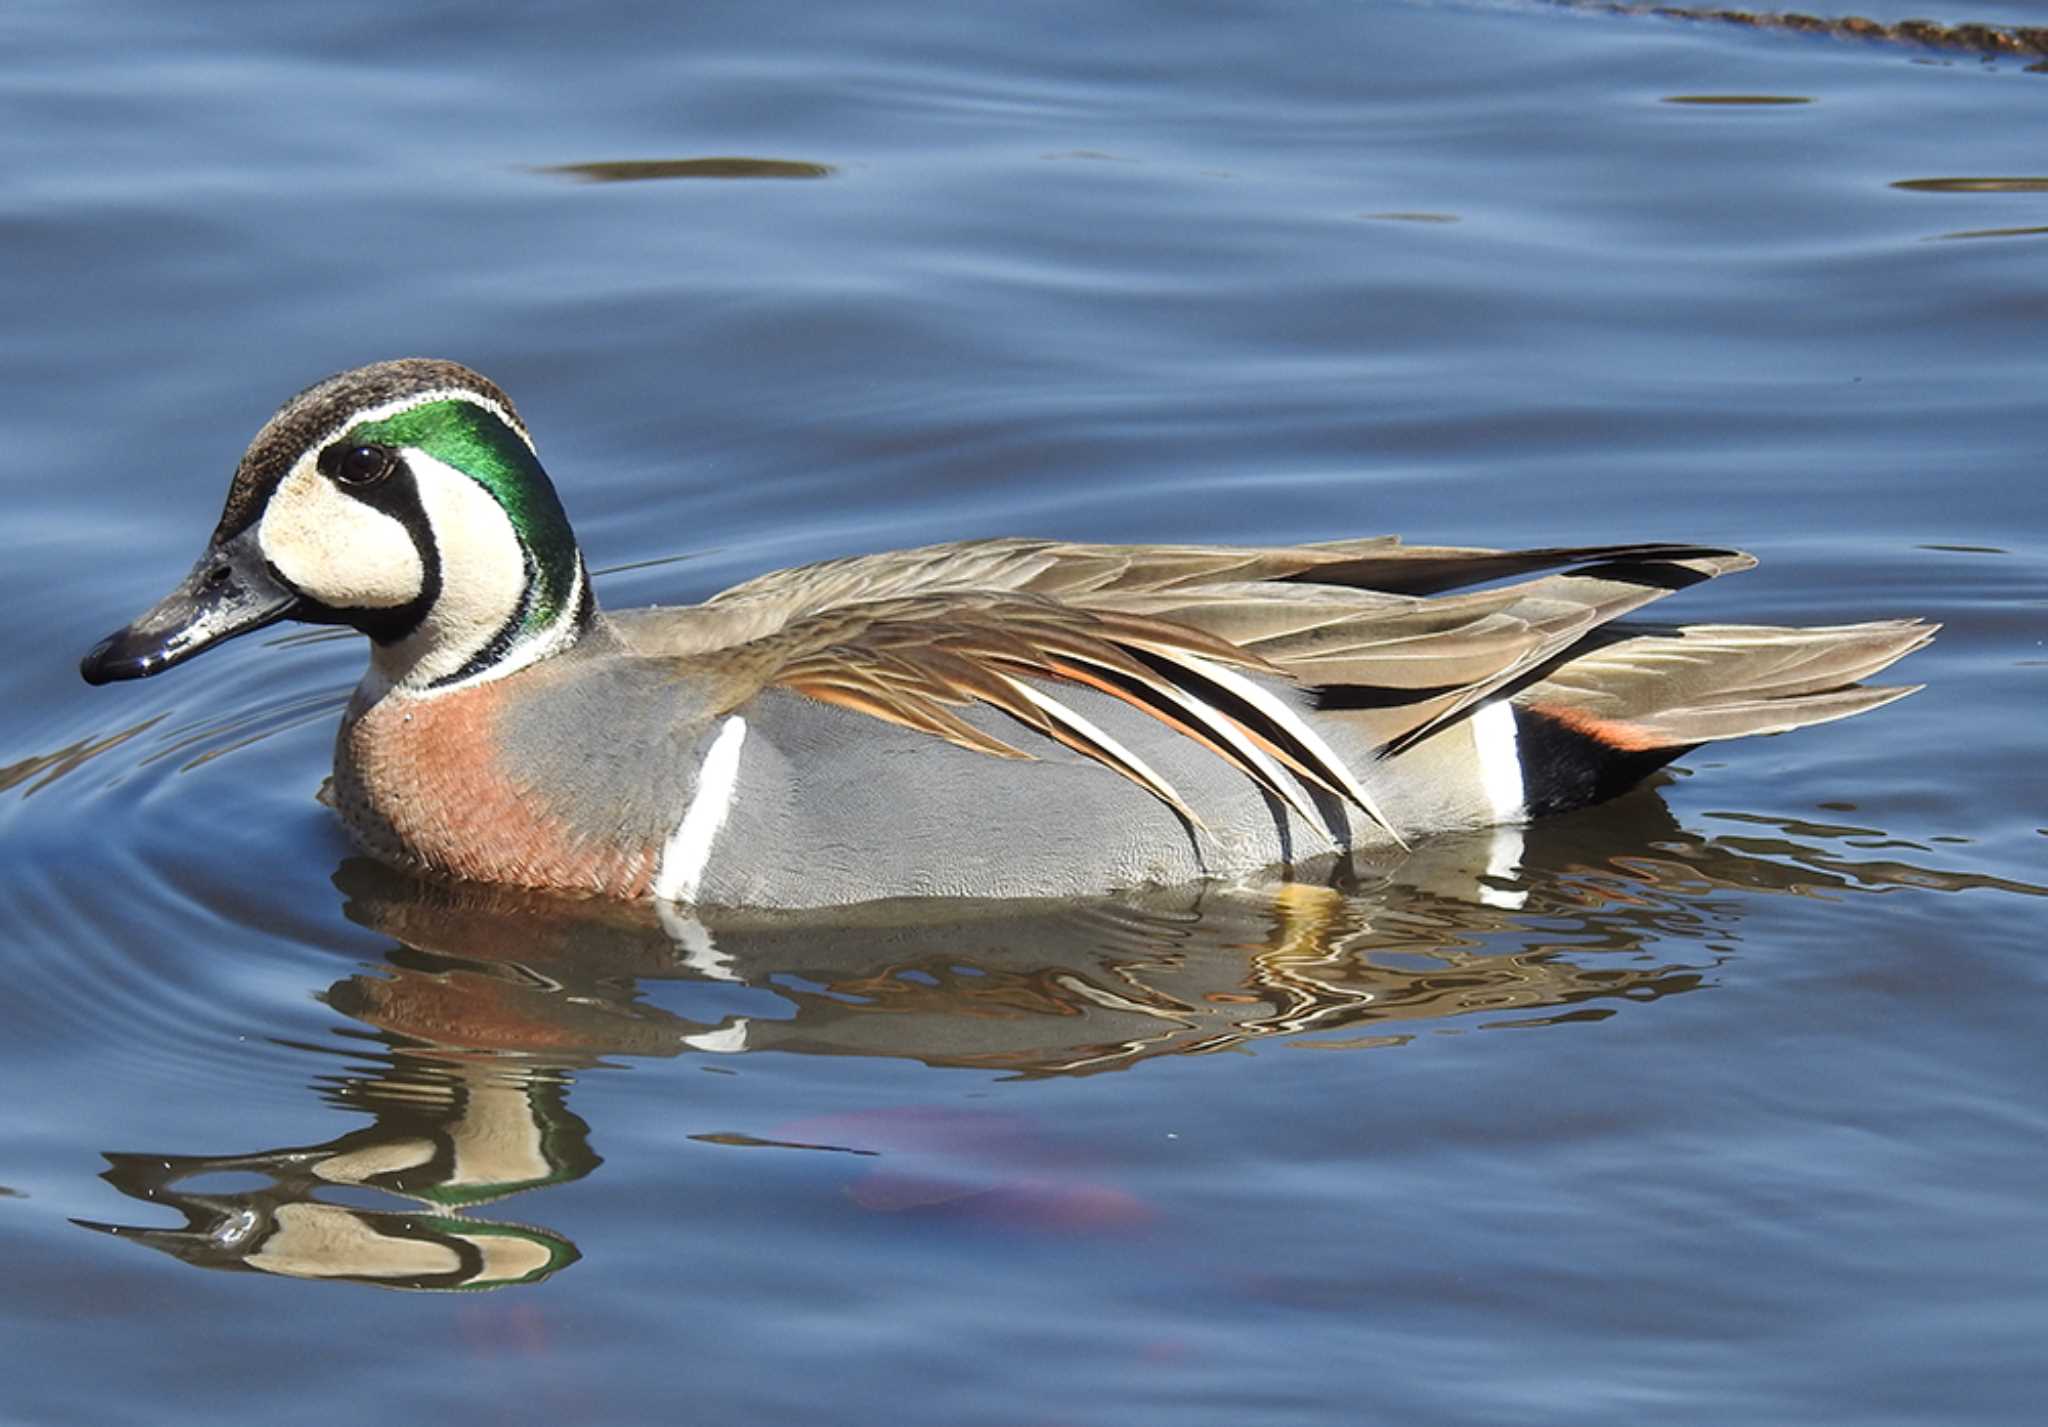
[3,1,2044,1423]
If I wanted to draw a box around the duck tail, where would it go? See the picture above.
[1508,618,1935,816]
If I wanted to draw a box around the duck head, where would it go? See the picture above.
[80,359,594,693]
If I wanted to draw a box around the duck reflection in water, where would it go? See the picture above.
[74,1059,593,1292]
[75,788,2037,1289]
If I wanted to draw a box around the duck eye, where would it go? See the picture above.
[333,443,395,487]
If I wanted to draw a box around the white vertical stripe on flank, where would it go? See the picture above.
[1470,699,1525,823]
[654,715,748,904]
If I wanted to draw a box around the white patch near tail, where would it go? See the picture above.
[1470,699,1525,823]
[655,715,748,903]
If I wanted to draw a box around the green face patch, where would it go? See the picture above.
[350,398,579,631]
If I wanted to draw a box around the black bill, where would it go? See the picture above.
[80,528,300,685]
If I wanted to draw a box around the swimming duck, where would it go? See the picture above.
[80,359,1930,907]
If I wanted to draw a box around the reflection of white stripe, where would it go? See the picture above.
[1477,825,1527,910]
[654,716,748,903]
[654,899,738,980]
[1470,699,1524,822]
[682,1020,751,1053]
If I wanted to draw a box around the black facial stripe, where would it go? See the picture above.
[335,450,427,527]
[427,555,596,690]
[430,553,598,689]
[430,544,540,688]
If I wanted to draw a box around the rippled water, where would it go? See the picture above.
[4,1,2044,1422]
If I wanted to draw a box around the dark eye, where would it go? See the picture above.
[333,444,394,487]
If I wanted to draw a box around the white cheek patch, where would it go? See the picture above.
[259,461,423,608]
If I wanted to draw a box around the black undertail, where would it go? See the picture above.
[1513,704,1691,819]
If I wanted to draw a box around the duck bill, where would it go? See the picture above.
[80,529,302,685]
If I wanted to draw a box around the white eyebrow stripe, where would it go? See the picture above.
[335,388,533,452]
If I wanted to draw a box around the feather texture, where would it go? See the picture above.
[594,538,1889,837]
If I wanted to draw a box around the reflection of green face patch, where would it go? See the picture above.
[351,399,576,631]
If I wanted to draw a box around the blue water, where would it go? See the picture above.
[3,2,2044,1422]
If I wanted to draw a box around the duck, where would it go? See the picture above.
[80,358,1931,908]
